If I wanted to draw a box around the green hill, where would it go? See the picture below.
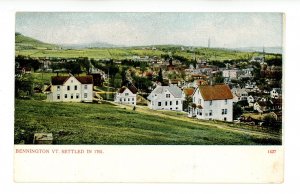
[15,32,59,50]
[15,99,281,145]
[15,33,280,61]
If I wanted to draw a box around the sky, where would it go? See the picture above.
[15,12,283,48]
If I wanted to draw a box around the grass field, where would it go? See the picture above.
[15,99,281,145]
[16,33,280,61]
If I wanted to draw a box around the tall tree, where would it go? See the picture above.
[157,68,163,83]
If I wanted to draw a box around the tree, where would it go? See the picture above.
[183,96,192,112]
[65,60,82,75]
[132,76,152,92]
[79,57,90,74]
[233,103,243,120]
[157,68,163,83]
[214,74,224,84]
[263,114,277,128]
[112,73,122,88]
[105,60,119,86]
[140,62,148,76]
[15,74,34,98]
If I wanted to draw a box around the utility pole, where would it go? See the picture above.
[107,66,110,100]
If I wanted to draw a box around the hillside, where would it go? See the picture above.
[15,33,281,61]
[15,33,59,50]
[15,99,281,145]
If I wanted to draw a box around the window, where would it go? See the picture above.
[209,101,212,106]
[84,85,87,90]
[57,86,60,91]
[84,93,87,98]
[71,94,73,99]
[176,107,178,110]
[158,102,161,106]
[128,98,130,101]
[76,93,79,99]
[225,99,227,105]
[124,98,126,101]
[170,101,172,106]
[67,86,70,91]
[120,98,122,102]
[222,109,228,115]
[193,97,195,102]
[198,99,201,104]
[71,80,73,83]
[166,94,170,98]
[125,93,129,96]
[209,110,212,116]
[57,94,60,100]
[132,98,134,101]
[176,101,178,105]
[65,94,67,98]
[199,110,202,116]
[165,101,167,106]
[74,85,77,90]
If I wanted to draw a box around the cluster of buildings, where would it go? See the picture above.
[42,54,281,124]
[44,73,234,122]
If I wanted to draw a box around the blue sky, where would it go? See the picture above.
[16,12,283,48]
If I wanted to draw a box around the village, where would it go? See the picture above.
[15,45,282,138]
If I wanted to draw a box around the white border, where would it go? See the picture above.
[1,0,299,193]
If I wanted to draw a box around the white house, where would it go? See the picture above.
[231,87,248,101]
[253,101,269,113]
[270,88,282,99]
[147,85,184,111]
[247,95,255,107]
[44,74,93,102]
[114,85,138,106]
[222,69,242,80]
[188,84,234,122]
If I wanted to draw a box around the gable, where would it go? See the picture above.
[64,76,82,86]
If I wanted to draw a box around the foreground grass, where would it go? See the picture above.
[15,99,281,145]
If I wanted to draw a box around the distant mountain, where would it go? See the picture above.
[233,47,282,54]
[61,42,121,49]
[15,32,59,50]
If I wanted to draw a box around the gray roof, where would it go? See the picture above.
[147,85,183,100]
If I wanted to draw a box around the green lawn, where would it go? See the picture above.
[15,99,281,145]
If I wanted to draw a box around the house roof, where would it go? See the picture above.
[183,88,195,97]
[199,84,233,101]
[148,85,183,100]
[118,84,138,94]
[51,75,93,85]
[44,85,51,92]
[76,76,93,84]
